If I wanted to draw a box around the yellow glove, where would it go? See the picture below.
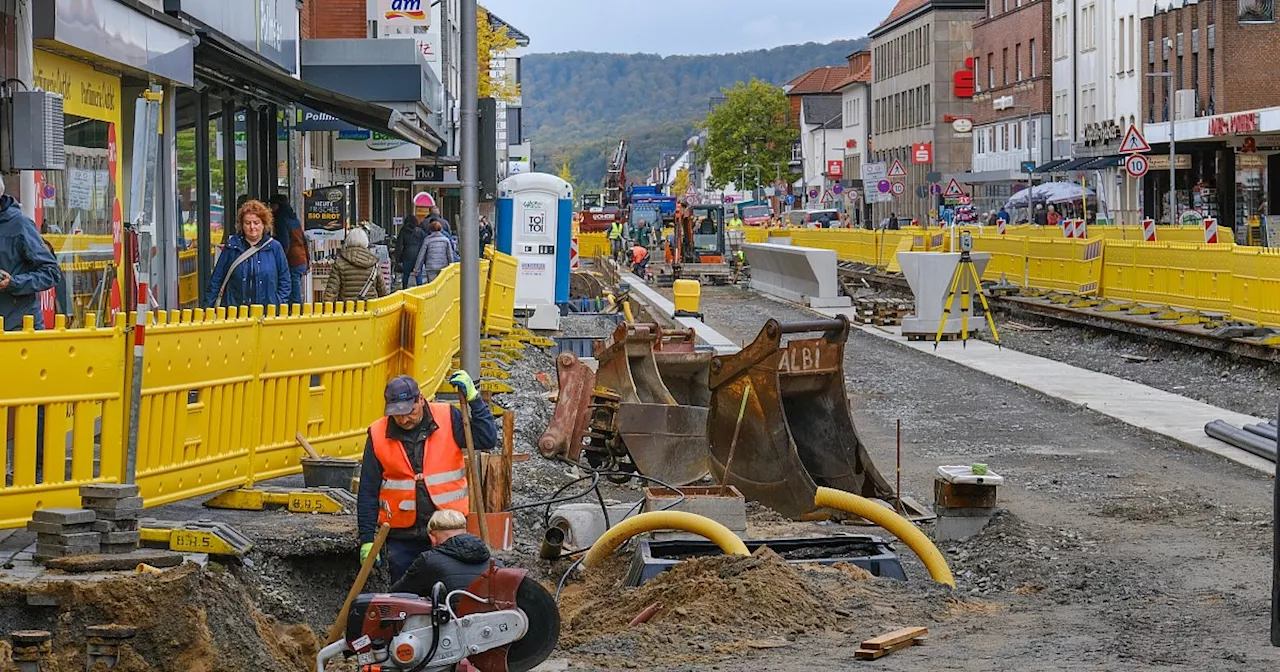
[450,369,479,401]
[359,542,374,563]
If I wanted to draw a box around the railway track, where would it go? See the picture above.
[836,261,1280,366]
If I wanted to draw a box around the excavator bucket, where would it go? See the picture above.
[595,322,710,485]
[537,353,595,463]
[707,315,896,520]
[625,324,713,407]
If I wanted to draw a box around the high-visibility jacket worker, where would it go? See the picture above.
[357,372,497,582]
[608,221,623,240]
[609,220,624,259]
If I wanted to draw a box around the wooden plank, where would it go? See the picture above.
[861,626,928,650]
[854,636,925,660]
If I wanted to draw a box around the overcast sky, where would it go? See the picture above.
[479,0,899,55]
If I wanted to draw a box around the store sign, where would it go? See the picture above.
[334,131,421,162]
[416,165,446,181]
[953,57,975,99]
[992,96,1015,111]
[1208,112,1262,136]
[376,0,429,23]
[295,107,360,132]
[1147,154,1192,170]
[375,161,416,180]
[302,184,354,231]
[826,160,843,178]
[912,143,933,164]
[1084,120,1122,147]
[33,51,120,122]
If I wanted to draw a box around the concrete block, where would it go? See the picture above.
[898,252,991,337]
[934,509,996,542]
[81,496,144,511]
[93,507,142,521]
[744,242,846,307]
[35,531,101,546]
[642,486,747,541]
[99,542,138,555]
[35,542,99,558]
[527,302,560,331]
[808,295,853,308]
[92,519,140,533]
[100,531,142,545]
[31,508,95,525]
[79,484,140,499]
[26,520,93,536]
[934,479,998,509]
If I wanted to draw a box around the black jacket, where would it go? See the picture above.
[390,533,491,597]
[356,397,497,543]
[396,223,427,270]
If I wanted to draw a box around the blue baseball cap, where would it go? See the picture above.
[384,376,422,415]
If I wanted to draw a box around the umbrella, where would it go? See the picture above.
[1004,182,1096,209]
[413,192,437,209]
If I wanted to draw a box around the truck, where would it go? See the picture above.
[628,184,677,223]
[737,203,772,226]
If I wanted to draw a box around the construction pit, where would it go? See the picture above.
[1,261,1278,671]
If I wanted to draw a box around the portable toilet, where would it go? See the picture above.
[496,172,574,310]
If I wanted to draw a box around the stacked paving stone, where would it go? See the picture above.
[27,508,99,562]
[80,484,142,554]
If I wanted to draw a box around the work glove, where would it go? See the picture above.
[450,369,479,401]
[359,542,374,564]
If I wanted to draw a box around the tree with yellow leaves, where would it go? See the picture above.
[556,160,577,189]
[479,6,520,101]
[670,168,690,198]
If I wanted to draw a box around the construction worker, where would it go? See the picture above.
[729,212,744,228]
[630,242,649,280]
[674,201,695,264]
[357,372,497,582]
[608,218,624,261]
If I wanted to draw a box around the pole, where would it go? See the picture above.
[15,0,35,219]
[895,418,902,514]
[1026,107,1034,225]
[459,0,480,377]
[1273,397,1279,646]
[1168,69,1177,227]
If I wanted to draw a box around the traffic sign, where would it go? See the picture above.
[1125,153,1149,178]
[877,179,892,194]
[723,195,735,204]
[891,181,905,196]
[808,188,819,199]
[785,194,795,205]
[887,159,908,178]
[832,183,844,195]
[930,183,943,196]
[1119,124,1151,153]
[959,196,972,205]
[847,189,859,202]
[942,178,966,198]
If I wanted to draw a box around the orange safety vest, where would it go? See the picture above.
[632,245,648,264]
[369,403,469,529]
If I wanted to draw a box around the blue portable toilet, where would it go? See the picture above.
[496,172,574,309]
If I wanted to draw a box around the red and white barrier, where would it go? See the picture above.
[1141,218,1157,242]
[570,236,580,270]
[1075,219,1087,239]
[997,219,1007,236]
[1204,217,1219,244]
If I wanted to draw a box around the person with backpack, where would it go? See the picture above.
[322,228,388,303]
[269,194,308,305]
[413,220,455,284]
[395,214,426,288]
[206,199,290,309]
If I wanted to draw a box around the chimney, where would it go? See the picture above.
[848,50,871,77]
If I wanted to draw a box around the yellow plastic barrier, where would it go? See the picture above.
[0,252,519,527]
[483,249,517,334]
[576,232,610,259]
[1101,241,1234,314]
[1233,246,1280,326]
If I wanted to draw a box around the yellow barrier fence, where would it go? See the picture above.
[0,253,518,527]
[576,232,611,259]
[1100,241,1235,314]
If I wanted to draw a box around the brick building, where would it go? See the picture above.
[868,0,986,224]
[967,0,1053,218]
[1140,1,1280,231]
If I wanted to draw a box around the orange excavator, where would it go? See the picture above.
[664,202,731,284]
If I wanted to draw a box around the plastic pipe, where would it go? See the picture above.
[1205,420,1278,462]
[581,511,749,567]
[814,486,956,588]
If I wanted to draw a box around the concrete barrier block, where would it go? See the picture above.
[743,242,850,308]
[898,252,991,337]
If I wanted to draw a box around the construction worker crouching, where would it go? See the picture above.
[358,372,497,581]
[630,243,649,281]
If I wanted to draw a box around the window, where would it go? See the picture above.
[1118,18,1126,73]
[1015,43,1022,81]
[1054,90,1069,137]
[923,84,930,124]
[988,51,995,87]
[1029,38,1037,76]
[1080,4,1096,51]
[1054,15,1068,59]
[1129,15,1136,71]
[1002,47,1008,85]
[1014,120,1022,150]
[974,56,982,92]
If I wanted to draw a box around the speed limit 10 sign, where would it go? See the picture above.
[1125,154,1149,178]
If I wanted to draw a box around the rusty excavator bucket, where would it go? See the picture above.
[593,322,711,485]
[707,315,897,520]
[638,325,713,408]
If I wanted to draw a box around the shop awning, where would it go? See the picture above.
[192,28,441,151]
[1030,159,1069,174]
[1051,157,1097,173]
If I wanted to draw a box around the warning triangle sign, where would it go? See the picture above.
[1119,124,1151,153]
[943,178,965,198]
[887,159,908,177]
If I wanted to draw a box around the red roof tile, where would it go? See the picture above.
[785,66,851,95]
[878,0,930,29]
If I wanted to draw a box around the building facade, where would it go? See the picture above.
[839,51,872,223]
[868,0,986,224]
[969,0,1053,218]
[1140,1,1280,234]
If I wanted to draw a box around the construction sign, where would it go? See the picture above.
[887,159,908,178]
[1119,124,1151,154]
[942,178,965,198]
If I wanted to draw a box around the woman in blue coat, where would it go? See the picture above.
[206,199,291,309]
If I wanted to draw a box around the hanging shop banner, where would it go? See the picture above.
[303,184,355,232]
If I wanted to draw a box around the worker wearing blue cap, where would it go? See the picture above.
[357,372,497,580]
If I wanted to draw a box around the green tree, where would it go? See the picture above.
[699,79,796,191]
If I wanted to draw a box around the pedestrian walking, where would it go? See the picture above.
[322,228,388,303]
[413,220,455,284]
[356,373,496,582]
[270,194,309,305]
[206,199,291,309]
[0,175,61,331]
[396,214,426,288]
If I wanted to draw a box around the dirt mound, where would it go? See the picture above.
[559,547,959,668]
[0,563,319,672]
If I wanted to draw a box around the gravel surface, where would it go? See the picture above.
[667,285,1279,672]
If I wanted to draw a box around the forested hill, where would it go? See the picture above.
[522,39,867,189]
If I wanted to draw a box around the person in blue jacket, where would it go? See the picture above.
[206,199,291,309]
[0,175,61,331]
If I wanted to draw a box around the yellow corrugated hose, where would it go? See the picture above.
[582,511,750,567]
[814,486,956,588]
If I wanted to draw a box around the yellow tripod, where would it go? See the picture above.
[934,230,1000,349]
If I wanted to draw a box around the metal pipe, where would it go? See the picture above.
[1244,423,1277,441]
[221,98,237,244]
[1272,400,1279,647]
[777,318,846,335]
[195,89,213,305]
[458,0,480,377]
[1204,420,1277,463]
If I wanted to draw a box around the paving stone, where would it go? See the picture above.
[93,507,142,521]
[100,531,141,545]
[92,519,139,533]
[26,520,94,535]
[43,548,183,572]
[30,508,95,525]
[98,542,138,555]
[35,542,99,558]
[35,531,101,546]
[78,484,140,499]
[80,496,144,511]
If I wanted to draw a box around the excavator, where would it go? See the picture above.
[578,140,628,233]
[666,202,732,285]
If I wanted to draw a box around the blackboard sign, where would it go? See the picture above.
[303,184,354,231]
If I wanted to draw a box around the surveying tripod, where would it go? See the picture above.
[933,229,1000,348]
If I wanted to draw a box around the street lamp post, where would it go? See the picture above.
[1147,39,1177,226]
[1007,103,1037,224]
